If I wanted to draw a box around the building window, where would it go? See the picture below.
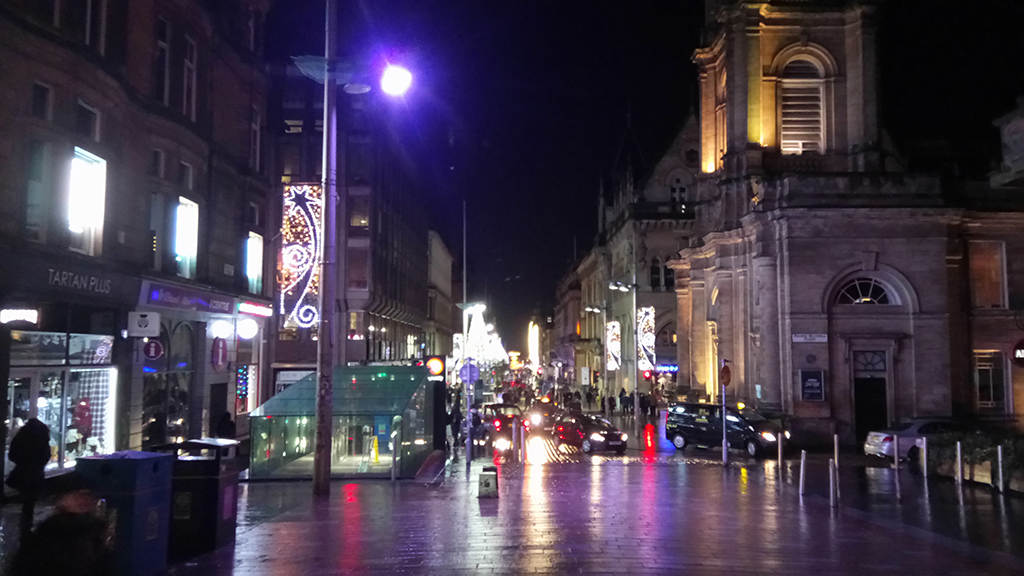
[246,232,263,294]
[183,35,197,121]
[25,140,53,243]
[155,18,170,106]
[664,267,675,290]
[714,72,727,171]
[76,101,100,141]
[649,258,662,289]
[179,161,193,190]
[968,240,1006,308]
[246,10,260,52]
[84,0,106,53]
[174,197,198,278]
[68,147,107,256]
[347,248,369,290]
[779,59,824,154]
[247,201,262,227]
[972,352,1007,414]
[32,83,52,120]
[835,278,893,305]
[349,195,370,237]
[250,106,261,172]
[280,142,300,179]
[149,149,165,178]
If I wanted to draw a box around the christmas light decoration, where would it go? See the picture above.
[279,184,323,329]
[606,321,621,371]
[637,306,656,372]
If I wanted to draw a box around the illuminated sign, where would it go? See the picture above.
[656,364,679,373]
[238,301,273,317]
[427,357,445,376]
[637,306,656,372]
[0,309,39,325]
[606,321,621,371]
[279,184,323,329]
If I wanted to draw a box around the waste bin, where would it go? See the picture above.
[152,438,239,562]
[76,451,174,576]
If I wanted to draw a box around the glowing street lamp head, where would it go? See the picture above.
[380,65,412,96]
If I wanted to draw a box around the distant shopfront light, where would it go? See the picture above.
[237,318,259,340]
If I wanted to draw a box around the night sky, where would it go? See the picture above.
[266,0,1024,352]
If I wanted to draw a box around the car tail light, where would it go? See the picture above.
[494,420,501,431]
[523,420,530,430]
[557,426,563,432]
[882,436,893,443]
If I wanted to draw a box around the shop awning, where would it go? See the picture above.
[250,366,429,417]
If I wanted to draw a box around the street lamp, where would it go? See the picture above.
[458,302,487,464]
[304,0,413,497]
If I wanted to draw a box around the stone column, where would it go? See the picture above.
[753,256,782,411]
[690,274,709,395]
[675,279,692,393]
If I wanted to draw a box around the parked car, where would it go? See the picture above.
[863,419,971,461]
[665,402,787,457]
[553,414,627,454]
[476,403,525,452]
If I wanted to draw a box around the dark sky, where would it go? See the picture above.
[267,0,1024,352]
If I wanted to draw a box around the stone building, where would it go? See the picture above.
[0,0,276,461]
[424,231,454,356]
[553,267,581,386]
[669,0,1024,447]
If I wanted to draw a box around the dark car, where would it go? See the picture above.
[477,403,525,452]
[553,413,627,454]
[525,400,558,431]
[665,402,787,457]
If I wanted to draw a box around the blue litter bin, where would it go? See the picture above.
[76,451,174,576]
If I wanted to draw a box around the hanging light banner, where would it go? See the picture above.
[279,184,323,329]
[637,306,656,372]
[606,321,621,371]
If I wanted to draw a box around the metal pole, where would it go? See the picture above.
[462,202,472,466]
[631,222,640,444]
[922,437,928,478]
[997,445,1004,493]
[721,378,727,465]
[313,0,338,497]
[833,433,839,468]
[829,458,837,508]
[893,436,900,471]
[512,419,520,463]
[799,450,807,496]
[520,425,527,463]
[955,441,963,486]
[778,434,784,482]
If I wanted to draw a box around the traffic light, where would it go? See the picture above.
[643,369,652,381]
[426,356,445,382]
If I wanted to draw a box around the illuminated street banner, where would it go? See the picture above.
[279,184,323,328]
[637,306,656,372]
[606,321,621,371]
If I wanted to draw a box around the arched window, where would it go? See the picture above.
[658,324,677,346]
[664,266,675,290]
[715,72,727,169]
[780,59,824,154]
[650,258,662,289]
[836,278,893,305]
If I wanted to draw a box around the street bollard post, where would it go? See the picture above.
[956,441,963,486]
[512,420,520,463]
[997,445,1004,493]
[829,458,837,508]
[799,450,807,496]
[893,436,900,471]
[520,425,527,463]
[922,437,928,478]
[778,435,784,482]
[834,433,840,468]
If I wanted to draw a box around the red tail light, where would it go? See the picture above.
[494,420,501,431]
[524,420,530,430]
[557,426,563,432]
[882,436,893,443]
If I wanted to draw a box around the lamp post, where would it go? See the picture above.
[458,302,487,464]
[300,0,412,497]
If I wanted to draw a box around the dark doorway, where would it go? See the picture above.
[209,382,227,437]
[854,377,887,447]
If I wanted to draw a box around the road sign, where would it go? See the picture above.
[720,365,731,387]
[143,340,165,360]
[128,311,161,337]
[459,362,480,383]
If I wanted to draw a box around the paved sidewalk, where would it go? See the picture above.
[167,444,1024,575]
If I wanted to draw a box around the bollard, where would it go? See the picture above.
[834,433,840,468]
[997,445,1005,493]
[829,458,837,508]
[478,465,499,498]
[799,450,807,496]
[520,425,527,462]
[955,441,963,486]
[893,436,900,470]
[922,437,928,478]
[512,420,520,463]
[778,435,784,482]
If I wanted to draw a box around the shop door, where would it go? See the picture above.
[6,369,65,471]
[852,351,889,447]
[6,375,33,463]
[209,382,227,437]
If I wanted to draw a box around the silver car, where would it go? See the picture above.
[863,419,968,461]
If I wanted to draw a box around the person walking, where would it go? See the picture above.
[215,412,236,439]
[9,490,114,576]
[6,418,51,537]
[585,390,594,410]
[618,388,627,416]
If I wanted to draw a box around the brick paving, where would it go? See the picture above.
[164,437,1024,576]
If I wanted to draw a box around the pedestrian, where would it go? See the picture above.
[586,390,594,410]
[215,411,236,439]
[6,418,51,537]
[618,388,627,415]
[9,489,114,576]
[639,393,649,418]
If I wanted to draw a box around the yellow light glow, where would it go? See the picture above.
[737,402,745,410]
[528,321,540,366]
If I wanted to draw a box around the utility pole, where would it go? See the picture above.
[313,0,338,497]
[463,201,472,465]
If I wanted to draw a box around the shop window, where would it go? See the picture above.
[25,140,53,243]
[972,352,1007,414]
[174,196,198,279]
[32,82,52,120]
[143,323,194,449]
[349,195,370,237]
[348,248,369,290]
[246,231,263,294]
[68,147,107,256]
[968,240,1005,308]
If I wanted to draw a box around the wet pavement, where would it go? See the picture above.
[162,433,1024,576]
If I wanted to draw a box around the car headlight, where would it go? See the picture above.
[620,433,628,441]
[761,431,777,443]
[590,433,605,442]
[784,431,791,439]
[531,414,542,425]
[494,438,511,452]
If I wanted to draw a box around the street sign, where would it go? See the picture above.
[459,362,480,383]
[143,340,164,360]
[720,365,731,387]
[211,337,228,371]
[128,311,161,337]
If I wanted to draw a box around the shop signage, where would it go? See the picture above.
[211,338,229,371]
[0,309,39,325]
[237,301,273,317]
[1013,340,1024,368]
[792,333,828,343]
[48,268,112,294]
[146,283,233,314]
[143,340,165,360]
[127,311,161,337]
[800,369,825,401]
[720,365,731,387]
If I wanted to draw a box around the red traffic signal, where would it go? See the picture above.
[643,370,652,380]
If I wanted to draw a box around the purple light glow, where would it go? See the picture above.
[380,65,412,96]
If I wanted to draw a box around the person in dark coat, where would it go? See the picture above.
[215,411,236,439]
[618,388,627,415]
[9,490,114,576]
[6,418,51,537]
